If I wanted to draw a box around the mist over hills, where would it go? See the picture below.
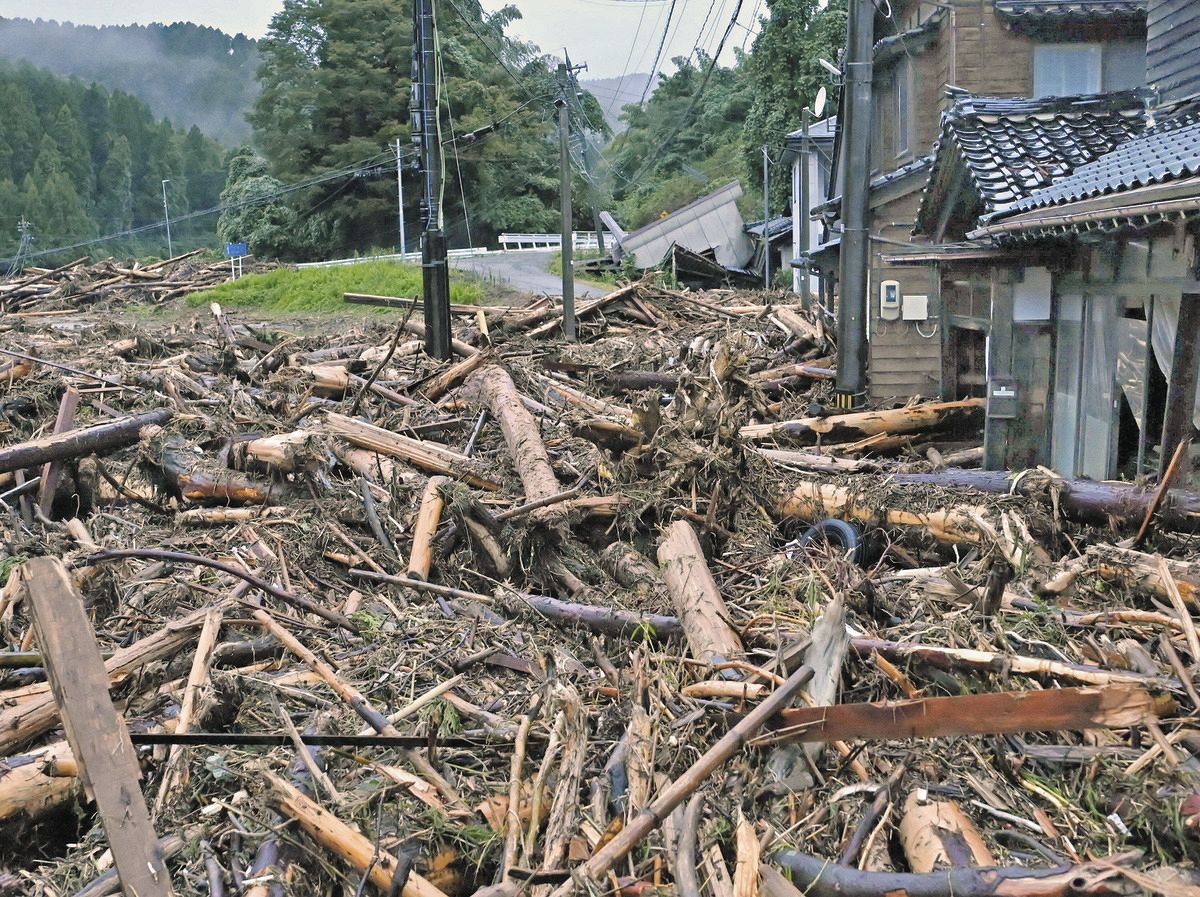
[0,17,259,144]
[580,73,657,133]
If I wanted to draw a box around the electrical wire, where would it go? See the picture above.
[638,0,678,104]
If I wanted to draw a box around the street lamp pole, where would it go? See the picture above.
[161,179,173,259]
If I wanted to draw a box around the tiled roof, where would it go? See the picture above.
[816,154,934,219]
[915,89,1147,232]
[993,0,1146,26]
[1009,111,1200,213]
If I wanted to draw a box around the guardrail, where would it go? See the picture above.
[295,248,491,269]
[497,232,607,251]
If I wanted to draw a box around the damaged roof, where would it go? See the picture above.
[993,0,1147,27]
[915,89,1148,235]
[1008,110,1200,213]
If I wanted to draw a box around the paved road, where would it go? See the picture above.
[450,250,603,298]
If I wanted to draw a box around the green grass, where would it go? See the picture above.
[191,260,482,313]
[546,248,620,287]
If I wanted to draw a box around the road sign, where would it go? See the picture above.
[225,242,248,258]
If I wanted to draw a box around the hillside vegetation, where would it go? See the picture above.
[0,18,258,144]
[0,62,227,261]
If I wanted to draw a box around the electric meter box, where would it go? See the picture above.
[879,280,901,320]
[902,293,929,321]
[987,378,1019,419]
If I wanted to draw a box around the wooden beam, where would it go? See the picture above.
[762,683,1153,745]
[1159,294,1200,480]
[37,386,79,515]
[21,557,173,896]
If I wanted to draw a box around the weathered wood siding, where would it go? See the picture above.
[1148,0,1200,103]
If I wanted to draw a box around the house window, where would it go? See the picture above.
[1034,44,1101,96]
[1034,41,1147,97]
[895,59,911,156]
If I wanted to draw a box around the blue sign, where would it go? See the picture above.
[225,242,249,258]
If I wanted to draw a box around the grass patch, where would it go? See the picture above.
[192,260,482,313]
[546,249,620,287]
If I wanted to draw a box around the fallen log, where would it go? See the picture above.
[898,792,993,872]
[324,411,499,490]
[773,851,1138,897]
[463,365,562,512]
[408,476,448,580]
[265,771,449,897]
[759,684,1154,746]
[890,467,1200,532]
[149,438,281,505]
[657,520,743,666]
[741,399,983,444]
[502,593,683,640]
[777,480,1047,567]
[0,409,172,475]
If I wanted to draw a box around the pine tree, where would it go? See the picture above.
[95,134,133,232]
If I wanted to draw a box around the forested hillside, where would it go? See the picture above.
[0,62,228,260]
[0,18,258,144]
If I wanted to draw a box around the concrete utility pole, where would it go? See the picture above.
[395,137,408,257]
[835,0,875,410]
[763,145,771,289]
[563,54,606,256]
[161,179,173,258]
[412,0,451,359]
[557,63,576,340]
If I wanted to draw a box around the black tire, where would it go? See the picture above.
[797,519,863,565]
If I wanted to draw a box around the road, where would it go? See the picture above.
[450,250,604,298]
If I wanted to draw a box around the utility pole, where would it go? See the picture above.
[557,63,576,340]
[563,54,606,256]
[412,0,451,359]
[161,179,173,258]
[799,106,812,308]
[395,137,408,257]
[835,0,875,410]
[762,145,771,290]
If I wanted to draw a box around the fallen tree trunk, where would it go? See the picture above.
[500,592,683,640]
[777,480,1047,568]
[890,467,1200,532]
[149,439,281,505]
[774,851,1136,897]
[657,520,743,665]
[463,365,562,513]
[324,411,499,490]
[741,399,983,445]
[763,683,1154,745]
[0,409,172,474]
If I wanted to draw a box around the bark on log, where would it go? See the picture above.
[774,851,1136,897]
[0,409,172,474]
[499,592,683,640]
[464,365,562,513]
[741,399,983,445]
[889,467,1200,533]
[657,521,743,665]
[600,542,670,606]
[898,792,993,872]
[149,439,281,505]
[325,412,499,490]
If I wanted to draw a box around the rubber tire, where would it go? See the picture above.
[797,519,863,565]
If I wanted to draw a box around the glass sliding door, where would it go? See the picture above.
[1052,293,1119,478]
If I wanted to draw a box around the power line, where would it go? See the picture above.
[639,0,678,104]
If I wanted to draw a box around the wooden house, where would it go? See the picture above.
[808,0,1150,404]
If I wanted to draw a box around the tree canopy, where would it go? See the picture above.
[240,0,609,259]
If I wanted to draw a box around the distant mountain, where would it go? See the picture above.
[581,73,658,134]
[0,18,259,145]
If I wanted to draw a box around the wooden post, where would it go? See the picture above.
[1159,294,1200,481]
[983,267,1014,471]
[21,557,173,896]
[37,386,79,515]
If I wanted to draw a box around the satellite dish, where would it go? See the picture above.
[814,86,828,118]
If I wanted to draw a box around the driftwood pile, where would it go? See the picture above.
[0,277,1197,896]
[0,250,276,314]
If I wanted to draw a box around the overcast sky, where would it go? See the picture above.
[0,0,764,79]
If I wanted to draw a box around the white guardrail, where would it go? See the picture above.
[295,232,608,269]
